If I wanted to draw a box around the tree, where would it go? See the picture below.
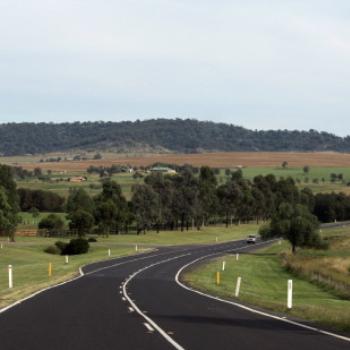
[0,165,20,241]
[0,188,19,240]
[131,184,159,234]
[303,165,310,174]
[68,210,94,237]
[94,180,129,234]
[260,203,321,253]
[282,161,288,169]
[67,188,94,214]
[38,214,64,235]
[198,166,218,226]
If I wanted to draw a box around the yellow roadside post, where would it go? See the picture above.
[216,271,221,285]
[48,262,52,277]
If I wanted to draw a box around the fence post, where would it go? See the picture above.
[235,276,241,297]
[287,279,293,309]
[216,271,221,285]
[8,265,13,289]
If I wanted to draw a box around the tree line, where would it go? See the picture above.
[2,162,350,251]
[1,119,350,155]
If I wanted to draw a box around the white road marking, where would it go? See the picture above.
[122,254,190,350]
[144,322,155,332]
[128,307,135,313]
[175,240,350,344]
[0,249,169,315]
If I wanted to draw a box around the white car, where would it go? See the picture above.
[246,234,257,244]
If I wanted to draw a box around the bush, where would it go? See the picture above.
[55,240,68,253]
[88,237,97,242]
[63,238,90,255]
[44,245,61,255]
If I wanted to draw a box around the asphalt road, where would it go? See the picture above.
[0,239,349,350]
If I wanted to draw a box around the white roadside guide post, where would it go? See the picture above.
[65,255,69,264]
[135,244,138,252]
[0,243,3,249]
[235,276,241,297]
[236,253,239,261]
[108,248,111,257]
[287,279,293,309]
[8,265,13,289]
[216,237,218,243]
[222,261,226,271]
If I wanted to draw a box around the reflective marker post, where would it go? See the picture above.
[8,265,13,289]
[287,279,293,309]
[235,276,241,297]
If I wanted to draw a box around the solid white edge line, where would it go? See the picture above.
[0,239,240,316]
[122,254,190,350]
[0,267,85,315]
[144,322,155,332]
[0,248,172,315]
[175,240,350,344]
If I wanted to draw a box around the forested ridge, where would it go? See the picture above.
[0,119,350,155]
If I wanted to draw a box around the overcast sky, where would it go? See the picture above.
[1,0,350,135]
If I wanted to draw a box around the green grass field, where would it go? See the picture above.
[183,227,350,332]
[16,166,350,200]
[0,224,256,309]
[18,212,68,230]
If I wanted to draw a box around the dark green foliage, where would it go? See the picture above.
[2,120,350,155]
[88,237,97,242]
[131,184,159,234]
[18,188,65,212]
[94,179,129,235]
[314,193,350,222]
[260,203,321,253]
[68,209,94,237]
[38,214,64,233]
[66,188,94,214]
[0,165,20,240]
[61,238,90,255]
[55,240,68,252]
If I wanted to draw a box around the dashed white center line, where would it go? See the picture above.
[143,322,155,332]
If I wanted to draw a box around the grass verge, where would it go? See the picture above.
[183,235,350,332]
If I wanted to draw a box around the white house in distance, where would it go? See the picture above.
[149,166,177,175]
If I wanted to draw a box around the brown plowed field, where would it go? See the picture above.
[9,152,350,171]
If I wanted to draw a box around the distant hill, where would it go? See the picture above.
[0,119,349,156]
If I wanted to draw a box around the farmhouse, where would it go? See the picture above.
[150,166,177,174]
[69,176,87,183]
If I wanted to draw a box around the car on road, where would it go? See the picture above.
[246,234,257,244]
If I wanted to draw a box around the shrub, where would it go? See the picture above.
[63,238,90,255]
[88,237,97,242]
[44,245,61,255]
[55,240,68,253]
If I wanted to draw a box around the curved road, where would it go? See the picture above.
[0,240,349,350]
